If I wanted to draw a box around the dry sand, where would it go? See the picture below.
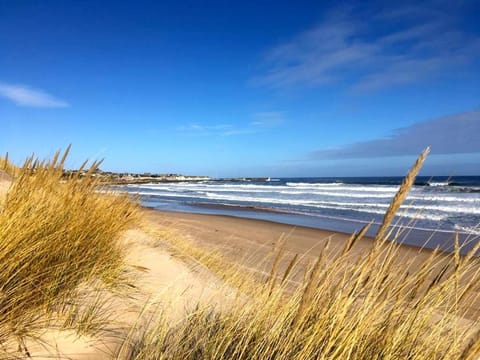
[0,172,11,198]
[18,226,239,359]
[0,174,233,359]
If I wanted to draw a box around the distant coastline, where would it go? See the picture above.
[63,168,273,184]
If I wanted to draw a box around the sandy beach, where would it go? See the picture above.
[142,208,480,317]
[1,172,479,358]
[144,209,436,282]
[144,207,430,261]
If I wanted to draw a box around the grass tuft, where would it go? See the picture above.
[2,147,479,360]
[0,149,138,352]
[119,148,480,360]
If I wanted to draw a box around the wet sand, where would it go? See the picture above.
[144,207,431,257]
[143,208,437,282]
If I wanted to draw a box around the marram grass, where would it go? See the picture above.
[118,148,480,360]
[1,148,480,359]
[0,148,138,352]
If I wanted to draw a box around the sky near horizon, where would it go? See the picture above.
[1,0,479,177]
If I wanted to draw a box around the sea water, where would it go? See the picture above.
[121,176,480,252]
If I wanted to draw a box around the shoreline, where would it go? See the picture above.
[141,203,470,253]
[142,207,480,320]
[142,207,435,261]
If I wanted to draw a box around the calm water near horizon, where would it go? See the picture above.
[119,176,480,253]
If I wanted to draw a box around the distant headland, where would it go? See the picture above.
[62,168,271,184]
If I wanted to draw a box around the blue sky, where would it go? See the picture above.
[1,0,479,177]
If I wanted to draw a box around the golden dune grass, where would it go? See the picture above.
[0,148,138,355]
[119,148,480,360]
[1,148,480,359]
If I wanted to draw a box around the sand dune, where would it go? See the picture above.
[1,170,478,358]
[19,227,235,359]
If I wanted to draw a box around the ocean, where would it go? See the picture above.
[120,176,480,253]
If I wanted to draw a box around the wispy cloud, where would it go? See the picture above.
[177,112,286,137]
[255,2,480,91]
[222,128,259,136]
[250,111,286,127]
[176,124,233,134]
[0,82,69,108]
[309,110,480,159]
[177,122,259,137]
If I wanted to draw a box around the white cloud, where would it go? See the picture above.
[0,82,69,108]
[254,2,480,91]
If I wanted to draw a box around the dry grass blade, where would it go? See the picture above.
[293,239,330,327]
[0,149,139,354]
[460,328,480,360]
[281,253,299,286]
[268,242,286,285]
[375,147,430,241]
[342,222,372,256]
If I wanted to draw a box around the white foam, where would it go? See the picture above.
[428,182,450,187]
[286,183,400,192]
[137,186,395,198]
[454,225,480,236]
[286,182,344,187]
[131,182,401,194]
[200,192,479,214]
[131,191,194,198]
[129,187,480,216]
[276,190,395,198]
[121,180,480,228]
[408,195,480,203]
[199,193,446,221]
[128,183,480,204]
